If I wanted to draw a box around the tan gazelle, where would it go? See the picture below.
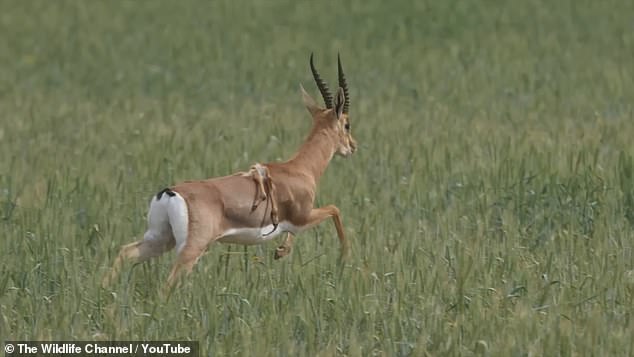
[104,54,357,290]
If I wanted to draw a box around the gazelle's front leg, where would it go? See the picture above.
[275,205,348,259]
[304,205,350,258]
[274,233,295,260]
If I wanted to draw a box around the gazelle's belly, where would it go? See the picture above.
[216,221,299,245]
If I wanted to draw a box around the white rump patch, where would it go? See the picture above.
[165,192,189,253]
[145,196,171,241]
[147,191,189,253]
[217,221,299,245]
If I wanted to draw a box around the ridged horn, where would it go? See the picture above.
[310,53,333,109]
[338,53,350,114]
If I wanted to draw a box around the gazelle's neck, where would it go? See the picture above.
[286,126,336,183]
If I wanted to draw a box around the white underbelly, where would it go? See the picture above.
[216,221,299,245]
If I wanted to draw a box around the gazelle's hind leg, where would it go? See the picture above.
[104,231,175,286]
[162,197,212,293]
[102,195,176,287]
[164,242,208,292]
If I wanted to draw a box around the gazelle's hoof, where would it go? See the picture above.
[274,245,292,260]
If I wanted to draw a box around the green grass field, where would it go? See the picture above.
[1,0,633,355]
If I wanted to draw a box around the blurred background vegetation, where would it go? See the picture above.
[1,0,633,355]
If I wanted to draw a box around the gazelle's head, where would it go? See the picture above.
[301,53,357,157]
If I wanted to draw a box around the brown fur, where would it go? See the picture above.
[103,60,357,292]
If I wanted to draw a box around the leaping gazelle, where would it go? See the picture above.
[103,54,357,289]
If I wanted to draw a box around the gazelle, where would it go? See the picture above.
[103,54,357,289]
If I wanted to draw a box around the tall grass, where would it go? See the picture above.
[1,0,633,355]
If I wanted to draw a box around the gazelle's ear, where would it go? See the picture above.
[300,84,321,116]
[334,87,345,119]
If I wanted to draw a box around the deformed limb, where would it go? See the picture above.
[245,163,279,232]
[248,163,269,211]
[265,172,279,227]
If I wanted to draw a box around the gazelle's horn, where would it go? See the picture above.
[338,53,350,114]
[310,53,333,108]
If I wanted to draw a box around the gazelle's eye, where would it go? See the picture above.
[344,123,350,131]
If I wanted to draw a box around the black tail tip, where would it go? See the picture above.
[156,188,176,200]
